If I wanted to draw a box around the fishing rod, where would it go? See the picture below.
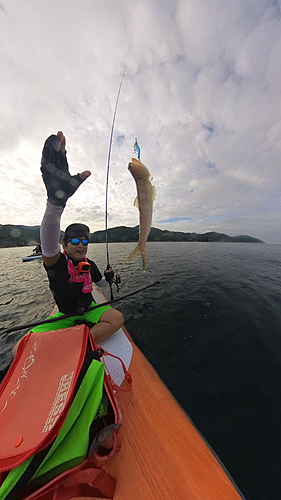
[0,281,160,338]
[105,66,127,300]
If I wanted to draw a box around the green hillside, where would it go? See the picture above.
[0,224,265,248]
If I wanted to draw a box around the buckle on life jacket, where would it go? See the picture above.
[76,302,86,316]
[76,307,85,316]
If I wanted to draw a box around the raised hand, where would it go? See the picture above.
[41,131,91,206]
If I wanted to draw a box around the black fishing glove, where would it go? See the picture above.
[104,268,114,283]
[41,134,85,207]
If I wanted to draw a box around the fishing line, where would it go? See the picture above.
[0,281,160,338]
[105,66,127,300]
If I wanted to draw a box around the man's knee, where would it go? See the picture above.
[100,308,124,329]
[111,309,124,329]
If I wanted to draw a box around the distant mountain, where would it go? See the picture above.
[89,226,265,244]
[0,224,265,248]
[0,225,64,248]
[0,225,41,248]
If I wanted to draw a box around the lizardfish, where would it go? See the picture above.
[126,158,156,269]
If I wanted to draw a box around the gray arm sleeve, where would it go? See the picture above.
[95,277,109,287]
[40,201,64,257]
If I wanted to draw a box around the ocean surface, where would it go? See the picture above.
[0,242,281,500]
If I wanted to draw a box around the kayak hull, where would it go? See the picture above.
[94,327,242,500]
[72,287,244,500]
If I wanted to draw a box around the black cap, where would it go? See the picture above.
[63,223,90,243]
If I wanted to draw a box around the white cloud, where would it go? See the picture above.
[0,0,280,243]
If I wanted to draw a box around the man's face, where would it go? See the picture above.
[64,238,88,261]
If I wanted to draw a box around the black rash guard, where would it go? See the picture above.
[44,253,102,314]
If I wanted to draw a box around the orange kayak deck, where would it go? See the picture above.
[76,327,243,500]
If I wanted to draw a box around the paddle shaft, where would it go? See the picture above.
[0,281,160,338]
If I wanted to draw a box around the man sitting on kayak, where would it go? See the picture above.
[34,130,124,344]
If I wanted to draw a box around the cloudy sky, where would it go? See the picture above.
[0,0,280,243]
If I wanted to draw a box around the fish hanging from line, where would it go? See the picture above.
[126,158,156,269]
[133,139,141,160]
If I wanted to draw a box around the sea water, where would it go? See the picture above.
[0,242,281,500]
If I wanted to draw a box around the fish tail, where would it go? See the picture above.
[126,245,147,269]
[125,245,141,264]
[141,248,146,269]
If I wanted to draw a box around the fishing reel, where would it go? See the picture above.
[105,265,121,292]
[112,272,121,292]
